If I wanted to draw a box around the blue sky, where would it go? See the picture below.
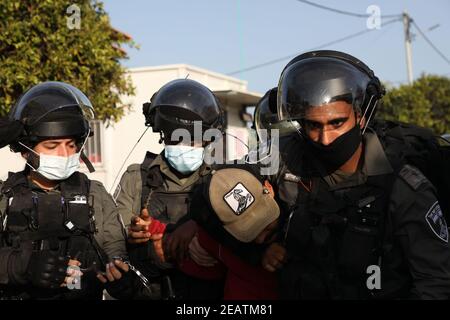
[104,0,450,94]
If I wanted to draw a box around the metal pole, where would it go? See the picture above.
[403,11,414,84]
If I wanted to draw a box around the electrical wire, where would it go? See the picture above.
[227,17,401,75]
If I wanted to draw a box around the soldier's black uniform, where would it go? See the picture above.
[275,131,450,299]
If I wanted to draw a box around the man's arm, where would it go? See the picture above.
[91,180,128,260]
[0,182,14,285]
[391,165,450,299]
[113,165,142,230]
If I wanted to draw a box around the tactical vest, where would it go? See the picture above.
[277,135,408,300]
[0,171,106,300]
[140,152,195,225]
[132,152,206,300]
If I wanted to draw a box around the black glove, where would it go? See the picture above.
[26,250,70,289]
[104,267,136,299]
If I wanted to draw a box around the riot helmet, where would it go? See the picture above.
[254,87,300,141]
[8,81,94,151]
[143,79,224,144]
[4,81,95,172]
[277,50,384,133]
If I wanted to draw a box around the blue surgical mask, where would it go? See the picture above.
[19,131,88,181]
[164,145,204,175]
[20,141,81,180]
[32,152,81,180]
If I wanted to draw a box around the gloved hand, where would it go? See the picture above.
[98,259,135,299]
[27,250,70,289]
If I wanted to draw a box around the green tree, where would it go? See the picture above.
[377,74,450,135]
[0,0,137,123]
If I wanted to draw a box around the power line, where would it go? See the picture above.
[227,17,401,75]
[411,20,450,66]
[296,0,401,19]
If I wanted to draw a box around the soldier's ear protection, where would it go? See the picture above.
[143,102,152,127]
[281,50,385,119]
[143,90,159,129]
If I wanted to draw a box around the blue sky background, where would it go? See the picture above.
[104,0,450,94]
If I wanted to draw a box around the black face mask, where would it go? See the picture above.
[305,123,362,174]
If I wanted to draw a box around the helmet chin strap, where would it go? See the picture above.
[80,152,95,173]
[79,128,95,173]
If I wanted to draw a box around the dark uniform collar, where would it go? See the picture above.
[362,130,393,177]
[324,131,393,190]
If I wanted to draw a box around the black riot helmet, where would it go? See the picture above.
[254,87,300,141]
[8,81,94,152]
[4,81,96,172]
[143,79,224,143]
[277,50,384,129]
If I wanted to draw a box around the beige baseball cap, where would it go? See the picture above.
[208,167,280,243]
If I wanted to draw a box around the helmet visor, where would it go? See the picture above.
[10,81,94,125]
[277,57,370,125]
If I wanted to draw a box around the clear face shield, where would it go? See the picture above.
[277,57,376,137]
[10,81,95,126]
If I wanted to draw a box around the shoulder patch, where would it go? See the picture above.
[398,164,429,191]
[425,201,448,243]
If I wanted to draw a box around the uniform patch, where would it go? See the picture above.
[425,201,448,243]
[69,195,87,204]
[223,183,254,215]
[113,184,121,202]
[399,165,428,190]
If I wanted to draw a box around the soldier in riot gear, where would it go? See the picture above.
[264,50,450,299]
[114,79,225,299]
[253,87,300,142]
[0,81,133,299]
[246,87,300,165]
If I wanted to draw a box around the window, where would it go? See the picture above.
[83,120,103,165]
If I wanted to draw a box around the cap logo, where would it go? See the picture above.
[223,183,255,215]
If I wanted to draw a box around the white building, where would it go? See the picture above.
[0,64,261,192]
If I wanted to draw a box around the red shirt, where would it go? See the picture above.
[180,227,278,300]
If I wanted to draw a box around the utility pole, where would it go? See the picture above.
[403,11,414,84]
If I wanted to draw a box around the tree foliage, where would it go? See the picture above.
[0,0,137,123]
[377,74,450,135]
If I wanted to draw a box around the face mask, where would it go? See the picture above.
[305,123,362,173]
[20,132,88,181]
[32,152,81,180]
[164,145,204,175]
